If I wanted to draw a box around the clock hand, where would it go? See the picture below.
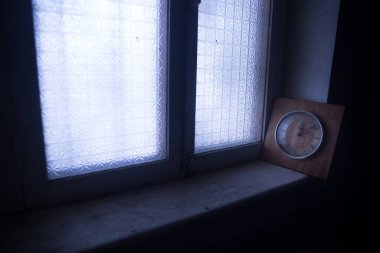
[297,122,305,136]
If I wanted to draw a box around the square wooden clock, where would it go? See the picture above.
[261,98,345,180]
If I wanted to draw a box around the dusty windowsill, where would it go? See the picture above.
[0,160,309,253]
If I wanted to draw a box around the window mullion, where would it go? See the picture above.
[182,0,201,174]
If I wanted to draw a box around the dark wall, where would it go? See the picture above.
[0,0,25,214]
[326,0,378,248]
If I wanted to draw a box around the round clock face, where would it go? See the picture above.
[275,110,324,159]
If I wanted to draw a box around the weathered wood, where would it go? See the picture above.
[262,97,345,180]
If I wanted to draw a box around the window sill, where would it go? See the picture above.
[1,161,311,253]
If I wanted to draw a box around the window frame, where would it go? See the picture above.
[4,0,285,209]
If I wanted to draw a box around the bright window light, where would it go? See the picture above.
[33,0,168,179]
[194,0,271,153]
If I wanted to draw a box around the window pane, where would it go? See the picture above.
[33,0,168,179]
[194,0,270,153]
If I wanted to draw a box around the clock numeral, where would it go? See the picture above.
[309,124,320,130]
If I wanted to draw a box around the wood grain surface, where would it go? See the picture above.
[262,98,344,180]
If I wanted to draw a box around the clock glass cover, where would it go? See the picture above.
[275,110,324,159]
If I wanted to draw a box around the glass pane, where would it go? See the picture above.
[195,0,270,153]
[32,0,168,179]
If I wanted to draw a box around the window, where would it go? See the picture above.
[33,0,168,179]
[6,0,275,207]
[195,0,270,153]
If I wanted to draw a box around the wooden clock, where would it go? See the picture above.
[275,110,324,159]
[262,98,344,180]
